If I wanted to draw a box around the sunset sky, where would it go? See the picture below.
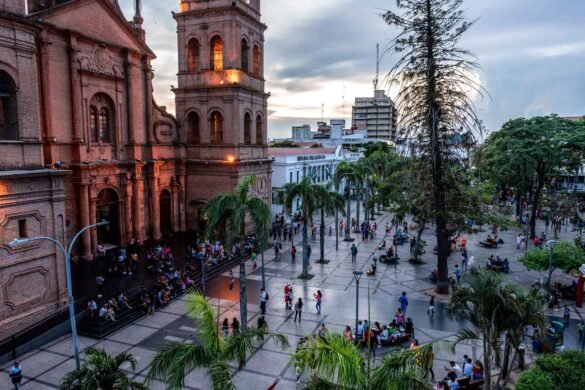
[118,0,585,139]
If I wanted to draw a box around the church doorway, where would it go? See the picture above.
[96,189,120,245]
[160,189,172,236]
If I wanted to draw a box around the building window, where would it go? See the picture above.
[253,45,261,77]
[0,71,18,140]
[296,171,299,183]
[18,219,27,239]
[187,39,200,72]
[241,39,249,72]
[210,36,223,71]
[256,115,263,145]
[210,111,223,144]
[90,94,114,144]
[243,113,252,145]
[187,112,200,144]
[289,172,293,183]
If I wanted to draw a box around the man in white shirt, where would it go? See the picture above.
[445,360,463,378]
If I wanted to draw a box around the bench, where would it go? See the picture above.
[479,241,497,248]
[456,376,484,389]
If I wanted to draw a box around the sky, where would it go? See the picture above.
[118,0,585,139]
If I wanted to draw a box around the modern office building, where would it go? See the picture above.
[352,90,398,141]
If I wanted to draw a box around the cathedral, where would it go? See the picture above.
[0,0,271,337]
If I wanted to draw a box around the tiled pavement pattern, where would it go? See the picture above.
[3,202,584,388]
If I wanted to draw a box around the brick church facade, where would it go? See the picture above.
[0,0,271,337]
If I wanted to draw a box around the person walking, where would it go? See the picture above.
[259,288,269,315]
[95,274,105,298]
[454,264,462,284]
[222,318,229,337]
[251,250,258,269]
[291,245,297,263]
[294,298,303,322]
[231,317,240,335]
[9,361,22,390]
[229,269,235,290]
[427,295,435,317]
[314,290,322,314]
[274,244,280,261]
[284,283,291,310]
[398,291,409,315]
[350,244,358,263]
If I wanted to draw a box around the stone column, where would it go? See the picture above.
[78,184,92,260]
[171,184,179,232]
[150,175,161,240]
[124,179,133,244]
[125,53,135,144]
[68,34,82,144]
[89,184,97,253]
[133,175,145,243]
[178,169,187,231]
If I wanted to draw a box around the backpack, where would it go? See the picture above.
[265,292,270,300]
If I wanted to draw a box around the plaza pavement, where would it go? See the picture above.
[3,203,584,389]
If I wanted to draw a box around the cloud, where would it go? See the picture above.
[117,0,585,136]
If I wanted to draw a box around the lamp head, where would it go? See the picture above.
[353,270,363,281]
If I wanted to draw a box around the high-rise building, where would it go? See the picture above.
[352,90,398,141]
[292,124,312,140]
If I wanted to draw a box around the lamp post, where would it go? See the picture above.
[353,270,363,335]
[10,220,109,370]
[547,240,556,290]
[261,248,266,290]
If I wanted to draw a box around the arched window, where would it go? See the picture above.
[210,36,223,71]
[210,111,223,144]
[241,39,249,72]
[89,93,114,144]
[256,114,263,145]
[89,106,98,142]
[253,45,261,77]
[98,108,110,143]
[0,71,18,140]
[187,112,200,144]
[244,113,251,145]
[187,39,200,72]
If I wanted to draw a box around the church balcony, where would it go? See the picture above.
[177,69,265,92]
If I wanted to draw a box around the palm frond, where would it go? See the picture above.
[185,291,224,353]
[223,327,289,369]
[145,342,214,390]
[208,360,236,390]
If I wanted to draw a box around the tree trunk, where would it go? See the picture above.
[239,261,247,330]
[530,172,545,238]
[302,216,309,277]
[319,207,325,261]
[500,333,512,381]
[484,332,492,389]
[345,194,351,240]
[413,223,426,263]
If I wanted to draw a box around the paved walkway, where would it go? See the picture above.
[3,203,584,389]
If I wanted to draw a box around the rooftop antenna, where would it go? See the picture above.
[373,43,380,91]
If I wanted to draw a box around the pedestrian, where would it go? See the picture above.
[461,251,468,271]
[317,323,329,340]
[257,316,268,339]
[329,226,332,236]
[284,283,291,310]
[9,360,22,390]
[222,318,229,337]
[454,264,462,284]
[350,243,358,263]
[291,245,297,263]
[231,317,240,335]
[314,290,322,314]
[95,274,105,298]
[306,244,312,261]
[259,288,269,314]
[428,295,435,317]
[274,244,280,261]
[563,305,571,323]
[398,291,408,315]
[578,320,585,340]
[294,298,303,322]
[229,269,235,290]
[251,250,258,269]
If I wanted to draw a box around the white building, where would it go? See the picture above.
[352,90,398,141]
[269,145,362,216]
[292,124,312,140]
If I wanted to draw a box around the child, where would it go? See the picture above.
[578,321,584,340]
[563,305,571,323]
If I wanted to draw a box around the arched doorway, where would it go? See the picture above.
[96,189,120,245]
[160,189,172,236]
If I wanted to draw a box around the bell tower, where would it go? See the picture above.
[174,0,272,228]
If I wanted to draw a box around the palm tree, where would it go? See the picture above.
[334,161,364,240]
[203,175,270,329]
[146,292,289,390]
[292,333,434,389]
[316,187,345,263]
[60,348,146,390]
[280,176,326,278]
[448,268,520,388]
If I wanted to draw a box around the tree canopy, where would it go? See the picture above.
[521,241,585,275]
[516,351,585,390]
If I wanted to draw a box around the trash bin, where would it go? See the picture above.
[518,346,525,369]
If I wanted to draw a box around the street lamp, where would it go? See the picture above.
[353,270,363,336]
[547,240,556,290]
[10,220,109,370]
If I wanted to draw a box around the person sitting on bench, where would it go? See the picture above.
[377,325,389,346]
[378,240,386,250]
[367,260,377,276]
